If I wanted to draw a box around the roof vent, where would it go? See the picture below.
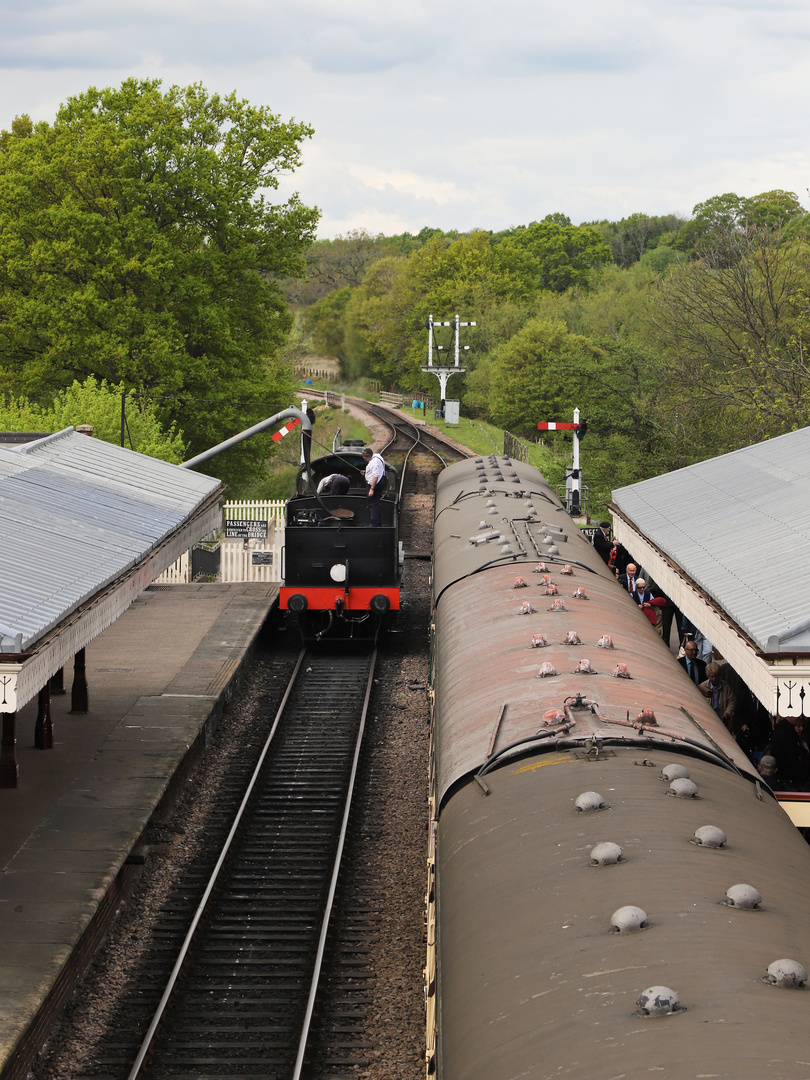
[668,778,699,799]
[529,633,548,648]
[611,905,648,932]
[512,577,528,589]
[590,841,623,866]
[518,601,536,615]
[693,825,727,848]
[533,563,549,573]
[547,545,560,555]
[543,708,567,724]
[636,986,681,1016]
[764,960,807,988]
[725,884,762,909]
[575,791,605,812]
[537,662,559,678]
[596,635,614,648]
[661,764,690,782]
[544,584,559,596]
[549,599,567,612]
[572,587,588,599]
[574,659,595,674]
[562,565,574,575]
[612,663,631,678]
[500,544,513,554]
[563,631,582,644]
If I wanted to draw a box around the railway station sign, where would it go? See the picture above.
[225,519,268,539]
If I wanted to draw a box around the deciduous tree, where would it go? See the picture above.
[0,79,318,486]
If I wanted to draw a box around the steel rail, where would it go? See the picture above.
[125,647,308,1080]
[291,645,379,1080]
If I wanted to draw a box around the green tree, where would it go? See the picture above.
[497,218,612,291]
[488,317,604,435]
[0,376,185,461]
[657,226,810,439]
[0,79,318,487]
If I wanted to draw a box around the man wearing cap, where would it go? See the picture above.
[361,446,386,528]
[592,521,612,564]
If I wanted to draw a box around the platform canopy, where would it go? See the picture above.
[0,428,222,713]
[610,426,810,718]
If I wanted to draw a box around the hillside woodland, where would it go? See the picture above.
[1,84,807,503]
[298,191,810,504]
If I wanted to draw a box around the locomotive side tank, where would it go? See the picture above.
[280,447,401,634]
[427,454,810,1080]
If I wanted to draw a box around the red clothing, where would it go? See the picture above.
[634,590,665,626]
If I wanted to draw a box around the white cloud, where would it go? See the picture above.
[1,0,810,236]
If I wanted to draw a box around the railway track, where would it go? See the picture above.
[31,395,464,1080]
[125,646,376,1080]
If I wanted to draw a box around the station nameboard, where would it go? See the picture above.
[225,519,268,539]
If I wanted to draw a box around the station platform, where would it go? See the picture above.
[0,582,278,1078]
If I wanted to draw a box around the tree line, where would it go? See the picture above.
[2,77,808,504]
[298,191,810,504]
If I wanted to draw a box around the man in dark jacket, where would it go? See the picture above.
[592,521,612,564]
[770,716,809,790]
[678,640,707,686]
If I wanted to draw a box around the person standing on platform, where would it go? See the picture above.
[362,446,386,528]
[592,521,612,565]
[618,563,638,595]
[633,579,666,626]
[678,640,707,686]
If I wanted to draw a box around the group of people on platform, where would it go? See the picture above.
[592,520,804,790]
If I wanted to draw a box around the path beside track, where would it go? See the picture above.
[0,583,277,1080]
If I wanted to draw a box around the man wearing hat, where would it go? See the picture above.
[592,521,612,565]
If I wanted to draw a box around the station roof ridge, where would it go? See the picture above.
[0,428,223,656]
[611,425,810,654]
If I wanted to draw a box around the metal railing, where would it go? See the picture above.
[504,430,530,463]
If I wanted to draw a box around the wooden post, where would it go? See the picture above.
[0,712,18,787]
[35,685,53,749]
[70,649,88,714]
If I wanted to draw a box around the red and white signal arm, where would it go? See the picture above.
[537,421,579,431]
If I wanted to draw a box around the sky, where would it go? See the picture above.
[2,0,809,238]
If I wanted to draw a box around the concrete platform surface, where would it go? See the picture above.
[0,582,277,1075]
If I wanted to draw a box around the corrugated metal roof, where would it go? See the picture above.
[611,426,810,653]
[0,428,221,651]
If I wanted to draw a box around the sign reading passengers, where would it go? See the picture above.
[225,519,268,539]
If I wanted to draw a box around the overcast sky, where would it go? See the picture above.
[2,0,809,237]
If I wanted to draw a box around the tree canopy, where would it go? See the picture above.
[0,79,318,486]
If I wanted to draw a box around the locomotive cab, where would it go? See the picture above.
[280,451,402,636]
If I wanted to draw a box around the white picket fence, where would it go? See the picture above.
[155,499,287,584]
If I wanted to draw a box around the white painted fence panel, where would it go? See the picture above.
[154,500,287,584]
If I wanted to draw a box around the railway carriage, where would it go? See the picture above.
[426,454,810,1079]
[280,446,402,637]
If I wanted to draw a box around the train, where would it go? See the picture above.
[279,439,402,638]
[425,454,810,1079]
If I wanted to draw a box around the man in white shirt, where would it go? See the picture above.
[361,446,386,527]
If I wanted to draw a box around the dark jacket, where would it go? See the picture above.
[770,719,809,790]
[699,676,736,728]
[592,529,612,564]
[617,573,638,594]
[678,655,707,686]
